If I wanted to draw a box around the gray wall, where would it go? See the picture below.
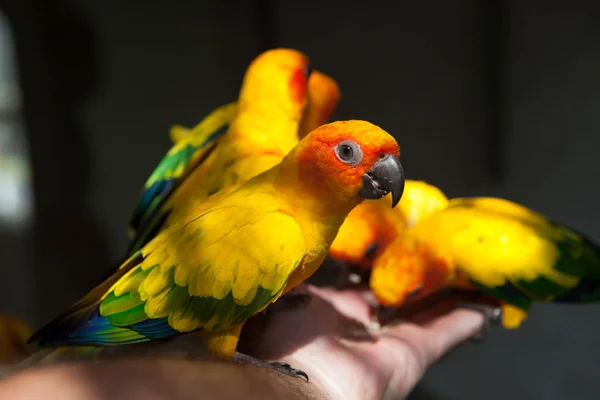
[418,3,600,400]
[2,1,599,399]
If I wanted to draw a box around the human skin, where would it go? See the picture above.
[0,284,483,400]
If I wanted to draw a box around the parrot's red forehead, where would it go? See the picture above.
[310,122,400,159]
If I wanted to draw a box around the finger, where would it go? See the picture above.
[418,308,484,361]
[373,308,483,400]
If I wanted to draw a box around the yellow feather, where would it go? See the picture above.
[141,266,174,298]
[397,180,449,227]
[409,198,580,290]
[168,125,191,144]
[501,303,528,329]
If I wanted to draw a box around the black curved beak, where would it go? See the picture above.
[359,154,405,208]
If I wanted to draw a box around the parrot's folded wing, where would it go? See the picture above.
[128,102,237,240]
[30,204,305,347]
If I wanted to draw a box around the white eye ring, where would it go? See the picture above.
[335,140,363,166]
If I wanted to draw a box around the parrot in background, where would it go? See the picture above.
[330,180,449,267]
[126,48,312,254]
[166,71,341,147]
[297,70,342,139]
[310,180,449,287]
[370,196,600,330]
[27,120,405,380]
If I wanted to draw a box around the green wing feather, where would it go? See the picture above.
[445,197,600,310]
[127,102,237,247]
[30,203,305,347]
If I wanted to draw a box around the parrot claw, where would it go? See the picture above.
[233,352,309,381]
[456,302,502,342]
[269,361,309,382]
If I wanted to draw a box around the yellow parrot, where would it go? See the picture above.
[127,48,313,253]
[29,120,405,380]
[310,180,448,287]
[370,196,600,330]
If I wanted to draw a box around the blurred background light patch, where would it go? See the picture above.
[0,11,32,231]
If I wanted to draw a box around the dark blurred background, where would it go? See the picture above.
[0,0,598,398]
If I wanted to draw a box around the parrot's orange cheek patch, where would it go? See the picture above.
[289,68,308,104]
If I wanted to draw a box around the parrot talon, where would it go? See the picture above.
[456,302,502,342]
[234,352,309,381]
[269,361,309,382]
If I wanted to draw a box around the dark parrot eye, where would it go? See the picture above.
[335,140,363,165]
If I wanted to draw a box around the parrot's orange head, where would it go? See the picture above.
[240,48,311,116]
[296,120,405,208]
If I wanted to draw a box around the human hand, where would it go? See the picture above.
[239,283,485,400]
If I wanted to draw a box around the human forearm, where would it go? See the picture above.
[0,358,325,400]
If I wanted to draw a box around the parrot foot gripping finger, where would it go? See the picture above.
[233,352,309,382]
[455,302,502,342]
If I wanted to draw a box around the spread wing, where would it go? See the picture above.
[442,198,600,310]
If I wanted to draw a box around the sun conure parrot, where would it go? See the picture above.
[370,196,600,330]
[126,48,313,254]
[309,180,448,288]
[165,68,340,147]
[28,120,405,380]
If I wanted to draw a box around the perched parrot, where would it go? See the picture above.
[370,196,600,330]
[126,48,312,253]
[28,120,405,379]
[310,180,449,287]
